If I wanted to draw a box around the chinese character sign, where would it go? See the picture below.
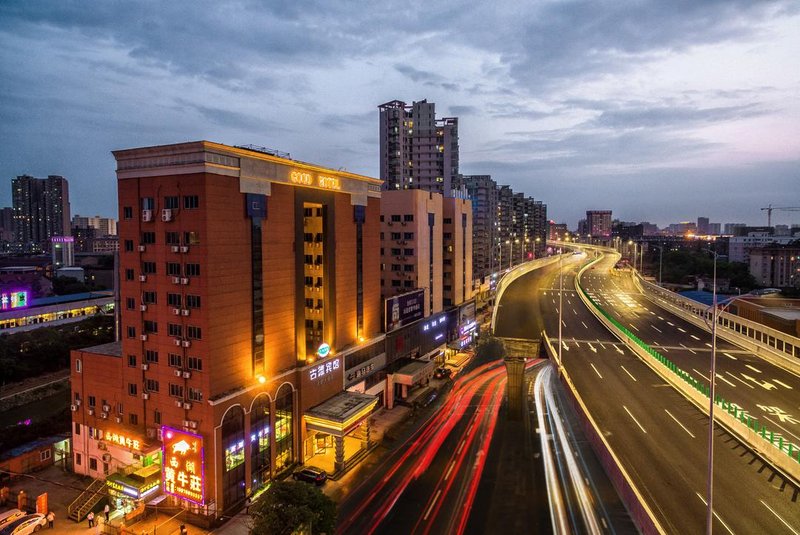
[0,290,28,310]
[162,426,204,505]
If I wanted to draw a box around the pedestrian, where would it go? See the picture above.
[179,524,187,535]
[245,496,252,514]
[104,503,110,522]
[87,511,95,528]
[46,511,54,529]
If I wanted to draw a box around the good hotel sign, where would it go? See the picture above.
[290,170,341,191]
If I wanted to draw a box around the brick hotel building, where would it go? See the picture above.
[71,141,382,520]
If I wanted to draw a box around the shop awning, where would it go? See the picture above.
[106,466,161,500]
[393,359,437,386]
[304,391,378,437]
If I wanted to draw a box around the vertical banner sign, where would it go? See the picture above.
[162,426,205,505]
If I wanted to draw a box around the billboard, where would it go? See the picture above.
[385,289,425,332]
[162,426,205,505]
[0,290,29,310]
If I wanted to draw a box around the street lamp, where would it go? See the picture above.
[651,244,664,286]
[703,248,719,535]
[628,240,637,271]
[505,240,512,269]
[558,248,563,369]
[515,238,521,264]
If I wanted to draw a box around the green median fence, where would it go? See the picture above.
[577,276,800,465]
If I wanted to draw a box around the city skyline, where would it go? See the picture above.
[1,1,799,227]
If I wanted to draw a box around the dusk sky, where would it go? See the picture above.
[1,0,798,228]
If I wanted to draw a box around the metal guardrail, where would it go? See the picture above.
[574,256,800,483]
[634,275,800,373]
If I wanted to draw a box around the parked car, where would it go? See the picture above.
[0,514,46,535]
[0,511,24,529]
[293,466,327,485]
[434,367,452,379]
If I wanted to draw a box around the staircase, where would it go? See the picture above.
[68,478,106,521]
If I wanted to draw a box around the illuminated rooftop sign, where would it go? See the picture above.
[162,426,205,505]
[309,357,340,381]
[290,170,341,191]
[317,342,331,358]
[1,290,29,310]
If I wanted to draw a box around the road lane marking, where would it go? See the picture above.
[741,374,777,390]
[705,343,713,348]
[630,324,640,332]
[573,309,578,315]
[444,460,456,481]
[680,343,697,355]
[424,489,442,521]
[651,325,663,333]
[678,327,687,333]
[621,365,637,382]
[562,320,567,327]
[693,368,710,382]
[562,341,570,351]
[690,334,700,341]
[664,409,695,438]
[763,416,800,443]
[725,371,755,389]
[457,439,466,455]
[623,405,647,434]
[657,316,664,320]
[615,345,624,355]
[716,374,736,388]
[582,321,588,329]
[723,352,737,360]
[588,343,597,353]
[667,321,675,327]
[773,379,793,389]
[590,363,603,379]
[598,342,606,349]
[745,364,762,374]
[695,493,735,535]
[760,499,799,535]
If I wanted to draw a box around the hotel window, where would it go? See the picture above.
[404,248,414,256]
[145,379,159,392]
[186,295,201,308]
[188,388,203,402]
[305,298,314,308]
[391,264,401,271]
[164,196,179,209]
[185,263,200,277]
[304,254,313,265]
[126,297,135,310]
[129,413,138,425]
[183,195,199,209]
[124,240,134,252]
[143,320,158,334]
[303,233,313,242]
[404,264,414,272]
[404,214,414,222]
[125,269,134,281]
[123,206,133,220]
[187,326,202,340]
[141,197,154,211]
[141,232,156,244]
[392,280,401,287]
[380,232,384,240]
[167,293,181,307]
[168,324,182,337]
[128,383,137,396]
[142,261,156,274]
[304,276,314,286]
[391,248,401,255]
[88,396,96,408]
[187,356,203,371]
[404,232,414,239]
[126,326,136,338]
[184,231,200,245]
[142,291,157,304]
[165,231,180,245]
[404,280,413,288]
[145,350,159,363]
[168,353,182,367]
[391,215,401,222]
[89,458,97,472]
[169,383,184,398]
[154,410,161,425]
[167,262,181,276]
[391,232,401,240]
[127,355,136,367]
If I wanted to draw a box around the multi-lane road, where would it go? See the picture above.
[495,251,800,534]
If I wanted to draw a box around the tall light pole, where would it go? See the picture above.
[706,249,719,535]
[558,249,563,369]
[651,244,664,286]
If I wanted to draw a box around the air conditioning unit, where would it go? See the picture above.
[102,453,112,462]
[140,334,148,341]
[70,404,77,412]
[180,278,189,285]
[88,408,95,416]
[138,245,146,252]
[188,421,198,429]
[181,309,190,316]
[139,304,147,312]
[142,393,149,400]
[141,363,149,371]
[174,369,182,377]
[115,417,122,424]
[172,308,181,315]
[181,340,191,348]
[161,209,173,222]
[103,404,111,412]
[182,420,191,428]
[97,441,106,450]
[182,371,191,379]
[139,275,147,282]
[171,245,180,253]
[174,338,182,346]
[146,428,157,439]
[100,412,108,419]
[175,400,184,408]
[75,399,81,406]
[172,277,181,284]
[180,246,189,253]
[142,209,152,222]
[183,402,192,410]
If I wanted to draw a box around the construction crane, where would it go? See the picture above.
[760,204,800,227]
